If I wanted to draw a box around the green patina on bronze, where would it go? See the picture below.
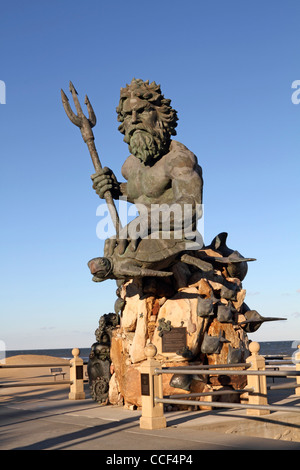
[61,78,287,404]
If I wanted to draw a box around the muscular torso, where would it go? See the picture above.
[121,140,203,206]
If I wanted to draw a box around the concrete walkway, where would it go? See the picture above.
[1,384,300,451]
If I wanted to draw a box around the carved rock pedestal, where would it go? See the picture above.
[109,264,251,409]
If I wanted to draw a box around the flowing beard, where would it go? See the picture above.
[128,129,170,163]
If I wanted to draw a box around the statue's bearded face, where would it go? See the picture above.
[119,98,172,164]
[117,79,178,163]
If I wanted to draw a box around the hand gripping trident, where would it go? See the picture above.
[61,81,122,236]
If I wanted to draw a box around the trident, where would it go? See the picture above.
[61,81,122,236]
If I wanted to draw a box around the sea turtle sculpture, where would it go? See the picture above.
[88,234,256,282]
[88,238,212,282]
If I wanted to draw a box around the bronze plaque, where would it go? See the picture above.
[76,365,83,380]
[141,373,150,396]
[162,327,187,353]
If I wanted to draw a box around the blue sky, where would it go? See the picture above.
[1,0,299,351]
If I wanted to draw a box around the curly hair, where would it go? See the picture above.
[116,78,178,137]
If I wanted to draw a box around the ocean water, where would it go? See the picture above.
[258,340,298,357]
[4,341,299,360]
[4,347,91,362]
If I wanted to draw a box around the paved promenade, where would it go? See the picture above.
[1,384,300,451]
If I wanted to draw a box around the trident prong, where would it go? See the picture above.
[69,81,85,119]
[61,81,122,236]
[61,88,82,127]
[84,94,97,127]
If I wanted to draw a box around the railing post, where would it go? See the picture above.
[296,345,300,396]
[246,341,270,416]
[69,348,85,400]
[139,343,166,430]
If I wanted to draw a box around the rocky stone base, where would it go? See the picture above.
[109,261,252,409]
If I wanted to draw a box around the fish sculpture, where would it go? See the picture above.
[201,331,230,354]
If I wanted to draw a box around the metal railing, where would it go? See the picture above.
[139,342,300,429]
[0,348,87,400]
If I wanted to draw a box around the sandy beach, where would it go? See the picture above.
[0,355,73,401]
